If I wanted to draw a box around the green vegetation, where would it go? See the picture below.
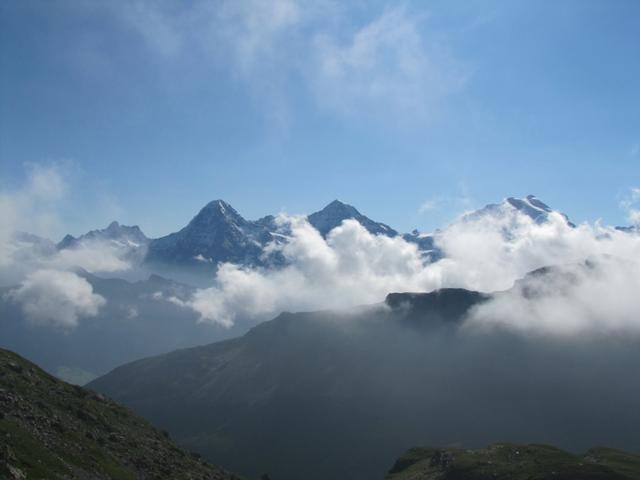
[387,443,640,480]
[0,348,240,480]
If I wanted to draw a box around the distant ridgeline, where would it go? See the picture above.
[88,276,640,480]
[29,194,639,275]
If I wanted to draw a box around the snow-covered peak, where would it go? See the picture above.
[463,195,573,226]
[308,200,398,237]
[57,222,148,250]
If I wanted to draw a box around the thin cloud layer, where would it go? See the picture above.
[620,187,640,225]
[0,164,135,285]
[311,6,465,121]
[0,164,65,266]
[6,269,106,329]
[67,1,465,128]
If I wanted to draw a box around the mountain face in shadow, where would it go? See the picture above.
[307,199,398,237]
[0,348,240,480]
[88,278,640,480]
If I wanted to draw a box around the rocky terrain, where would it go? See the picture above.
[0,348,241,480]
[386,443,640,479]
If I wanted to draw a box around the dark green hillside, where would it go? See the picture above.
[0,348,241,480]
[386,443,640,480]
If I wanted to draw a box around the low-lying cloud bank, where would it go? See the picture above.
[172,208,640,334]
[466,257,640,336]
[0,165,138,329]
[4,164,640,336]
[6,269,106,329]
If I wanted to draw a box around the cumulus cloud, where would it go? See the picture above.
[6,269,106,329]
[167,205,640,333]
[466,257,640,336]
[46,240,134,273]
[166,216,436,327]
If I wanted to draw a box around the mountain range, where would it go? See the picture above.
[88,263,640,480]
[3,195,640,479]
[52,195,582,274]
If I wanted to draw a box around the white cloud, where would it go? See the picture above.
[168,204,640,333]
[47,240,133,273]
[6,269,106,329]
[0,164,135,285]
[169,216,439,327]
[466,257,640,336]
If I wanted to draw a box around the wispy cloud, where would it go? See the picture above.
[0,164,66,262]
[61,1,466,130]
[310,6,466,123]
[620,187,640,225]
[0,163,135,285]
[418,198,440,214]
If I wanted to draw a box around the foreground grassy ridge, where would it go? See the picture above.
[0,348,240,480]
[387,443,640,480]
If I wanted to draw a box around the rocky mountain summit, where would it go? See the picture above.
[0,348,240,480]
[50,195,577,273]
[307,199,398,237]
[57,221,149,250]
[462,194,574,227]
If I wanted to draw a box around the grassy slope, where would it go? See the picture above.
[0,348,241,480]
[387,443,640,480]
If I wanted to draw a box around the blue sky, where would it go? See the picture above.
[1,0,639,238]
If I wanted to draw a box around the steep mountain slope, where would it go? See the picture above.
[307,199,398,237]
[88,290,481,480]
[88,270,640,480]
[145,200,272,268]
[386,443,640,480]
[0,348,240,480]
[51,195,577,275]
[462,194,574,226]
[145,199,402,269]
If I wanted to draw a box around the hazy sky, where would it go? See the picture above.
[1,0,639,238]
